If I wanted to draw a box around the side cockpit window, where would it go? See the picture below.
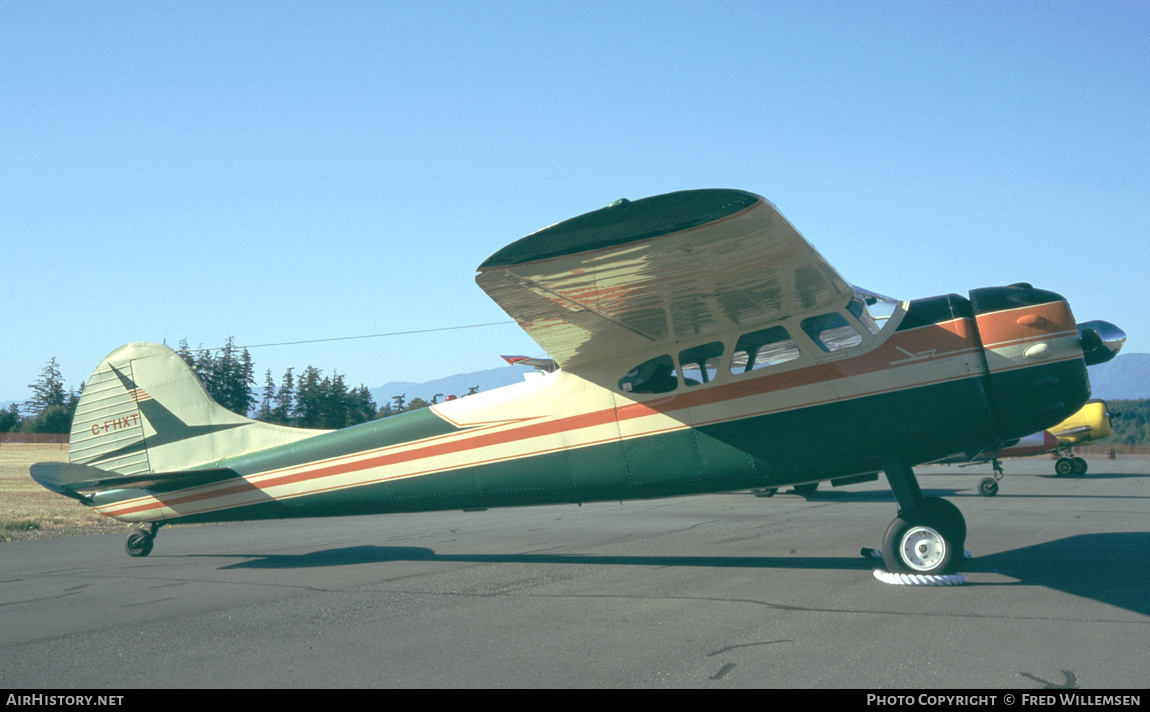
[679,342,724,386]
[851,291,899,334]
[619,354,677,394]
[801,312,863,352]
[730,326,800,374]
[847,297,881,335]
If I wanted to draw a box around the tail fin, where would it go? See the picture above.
[69,342,324,475]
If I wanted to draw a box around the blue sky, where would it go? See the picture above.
[3,1,1147,403]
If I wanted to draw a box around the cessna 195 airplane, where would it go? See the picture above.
[31,189,1126,577]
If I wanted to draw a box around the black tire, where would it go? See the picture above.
[125,531,154,558]
[881,507,958,576]
[792,483,819,494]
[751,487,777,498]
[978,477,999,497]
[1073,457,1088,476]
[919,497,966,551]
[1055,457,1075,476]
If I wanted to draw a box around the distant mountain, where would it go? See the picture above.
[369,365,535,407]
[1087,352,1150,401]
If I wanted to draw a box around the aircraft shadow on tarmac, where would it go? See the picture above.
[216,532,1150,617]
[963,533,1150,617]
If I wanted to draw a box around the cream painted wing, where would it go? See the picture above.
[476,189,851,369]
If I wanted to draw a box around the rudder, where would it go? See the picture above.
[69,342,323,476]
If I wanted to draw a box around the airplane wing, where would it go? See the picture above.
[476,190,852,368]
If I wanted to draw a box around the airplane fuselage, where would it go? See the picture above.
[88,285,1090,526]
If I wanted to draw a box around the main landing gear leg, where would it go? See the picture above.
[880,457,965,576]
[125,521,163,558]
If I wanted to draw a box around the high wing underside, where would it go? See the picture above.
[476,189,852,368]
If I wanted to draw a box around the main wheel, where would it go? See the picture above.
[125,530,154,557]
[1055,457,1075,476]
[751,487,777,498]
[1073,457,1088,476]
[978,477,999,497]
[919,497,966,551]
[882,508,958,576]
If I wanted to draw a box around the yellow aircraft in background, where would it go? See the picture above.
[970,399,1114,496]
[1046,399,1113,475]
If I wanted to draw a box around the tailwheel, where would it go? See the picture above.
[979,458,1003,497]
[881,498,965,576]
[124,522,161,558]
[125,531,153,557]
[978,478,999,497]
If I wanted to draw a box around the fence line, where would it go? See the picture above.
[0,432,70,447]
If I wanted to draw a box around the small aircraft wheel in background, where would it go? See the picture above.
[751,487,777,498]
[1054,457,1076,476]
[792,483,819,494]
[978,477,999,497]
[125,530,154,558]
[881,510,957,576]
[1073,457,1088,476]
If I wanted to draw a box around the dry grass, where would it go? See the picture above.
[0,444,130,542]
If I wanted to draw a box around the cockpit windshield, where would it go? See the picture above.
[850,288,899,334]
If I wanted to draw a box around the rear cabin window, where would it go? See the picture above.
[730,326,800,374]
[679,342,724,386]
[800,312,863,352]
[619,354,677,394]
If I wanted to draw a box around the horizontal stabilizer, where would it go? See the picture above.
[31,461,240,501]
[500,355,559,373]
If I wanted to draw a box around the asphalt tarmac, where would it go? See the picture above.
[2,457,1147,689]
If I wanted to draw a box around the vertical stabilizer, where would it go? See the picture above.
[69,342,326,475]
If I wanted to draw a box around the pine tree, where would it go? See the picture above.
[348,385,378,425]
[26,358,67,417]
[22,358,79,434]
[211,338,256,416]
[176,338,197,371]
[0,403,21,433]
[271,367,295,425]
[294,366,325,428]
[321,372,350,429]
[258,369,276,421]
